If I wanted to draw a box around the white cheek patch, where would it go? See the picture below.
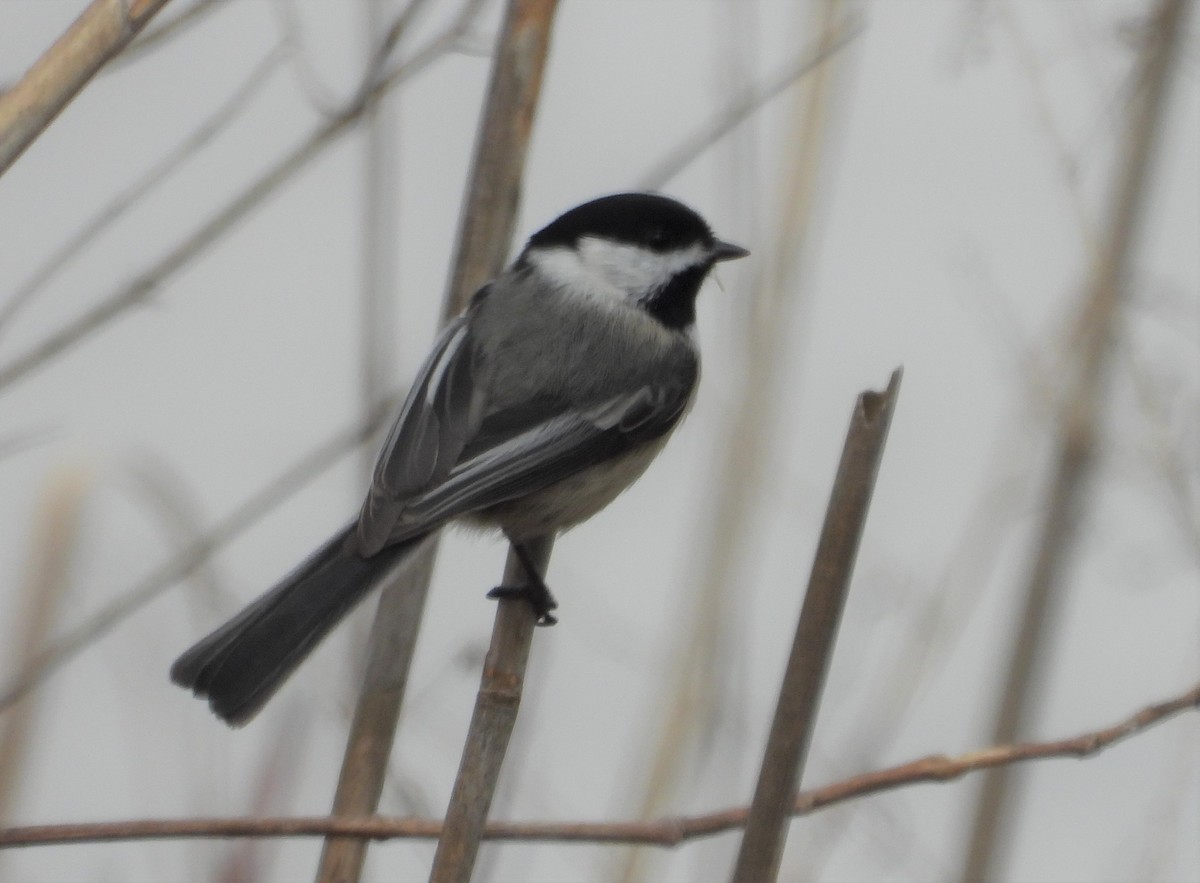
[529,239,710,304]
[529,246,625,304]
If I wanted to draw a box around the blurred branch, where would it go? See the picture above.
[327,3,409,871]
[357,0,440,105]
[118,453,232,609]
[0,47,287,341]
[3,680,1195,848]
[0,467,91,827]
[732,369,901,883]
[960,1,1193,880]
[622,4,851,878]
[354,0,433,469]
[441,0,560,315]
[0,0,489,394]
[996,1,1099,252]
[0,0,173,177]
[637,13,863,191]
[0,394,400,715]
[0,429,60,464]
[1119,337,1200,567]
[319,2,559,880]
[218,705,311,883]
[116,0,233,67]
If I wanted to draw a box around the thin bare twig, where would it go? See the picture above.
[0,0,174,177]
[2,681,1194,849]
[357,0,440,106]
[319,4,411,873]
[117,0,233,66]
[357,0,408,472]
[637,14,863,191]
[441,0,561,316]
[732,368,901,883]
[0,47,288,340]
[0,395,399,714]
[961,1,1193,879]
[0,0,488,394]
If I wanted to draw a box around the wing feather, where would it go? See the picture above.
[357,285,697,554]
[358,315,483,553]
[400,381,692,527]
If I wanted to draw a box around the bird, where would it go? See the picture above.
[171,192,748,725]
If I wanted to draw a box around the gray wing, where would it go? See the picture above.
[357,312,696,552]
[357,313,485,553]
[398,380,694,527]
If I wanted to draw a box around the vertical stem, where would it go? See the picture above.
[0,468,91,827]
[315,541,436,883]
[442,0,561,313]
[427,1,560,875]
[959,1,1192,880]
[359,0,400,481]
[428,537,553,883]
[312,3,411,876]
[317,1,559,880]
[730,369,901,883]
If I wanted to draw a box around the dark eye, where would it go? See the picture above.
[646,228,669,249]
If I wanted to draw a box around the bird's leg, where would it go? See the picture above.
[487,542,559,626]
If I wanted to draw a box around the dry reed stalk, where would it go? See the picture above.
[0,0,488,393]
[0,0,173,176]
[428,539,552,883]
[317,2,559,880]
[730,369,901,883]
[0,467,91,826]
[960,0,1193,879]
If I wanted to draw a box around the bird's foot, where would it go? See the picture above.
[487,542,559,626]
[487,583,558,626]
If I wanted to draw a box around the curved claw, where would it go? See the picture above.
[487,584,558,626]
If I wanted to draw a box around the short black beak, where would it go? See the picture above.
[710,239,750,263]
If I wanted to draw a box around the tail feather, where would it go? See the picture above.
[171,523,429,725]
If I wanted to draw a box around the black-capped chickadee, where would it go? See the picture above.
[171,192,748,725]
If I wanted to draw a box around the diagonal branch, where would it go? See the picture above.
[0,394,399,714]
[2,681,1194,849]
[0,0,488,395]
[961,1,1194,878]
[732,368,901,883]
[0,0,174,177]
[0,46,288,340]
[636,14,863,191]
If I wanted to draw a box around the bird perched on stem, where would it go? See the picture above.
[172,192,748,725]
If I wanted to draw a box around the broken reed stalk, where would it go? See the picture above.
[960,1,1193,879]
[317,2,560,881]
[0,0,173,177]
[428,537,553,883]
[731,368,902,883]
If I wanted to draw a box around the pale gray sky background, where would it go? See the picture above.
[0,2,1197,882]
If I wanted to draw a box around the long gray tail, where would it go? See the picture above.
[171,522,429,725]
